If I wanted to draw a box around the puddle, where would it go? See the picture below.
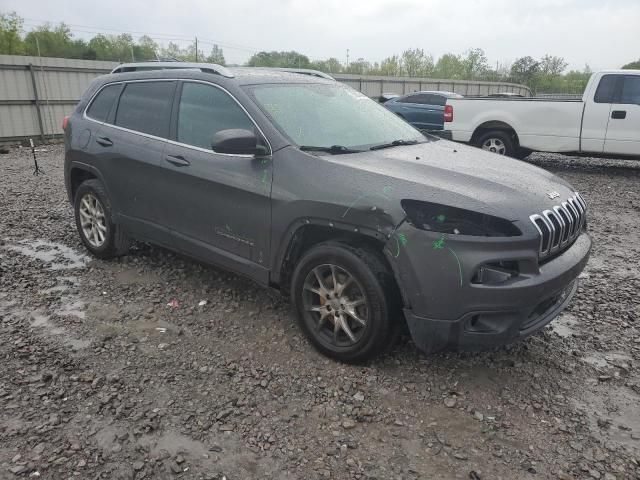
[4,239,88,270]
[552,313,579,338]
[573,384,640,451]
[29,312,91,350]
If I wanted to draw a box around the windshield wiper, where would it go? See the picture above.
[299,145,363,154]
[369,139,420,151]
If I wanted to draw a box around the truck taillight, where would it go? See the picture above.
[62,115,69,131]
[444,105,453,122]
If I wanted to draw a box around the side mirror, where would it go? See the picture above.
[211,129,268,156]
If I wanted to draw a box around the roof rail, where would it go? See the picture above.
[258,67,334,80]
[110,62,234,78]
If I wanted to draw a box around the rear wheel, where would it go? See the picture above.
[74,179,130,259]
[478,130,515,157]
[291,242,398,363]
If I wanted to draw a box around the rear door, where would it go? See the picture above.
[395,93,443,130]
[603,74,640,156]
[159,80,272,282]
[93,80,176,245]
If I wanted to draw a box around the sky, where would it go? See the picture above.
[4,0,639,70]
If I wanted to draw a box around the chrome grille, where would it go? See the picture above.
[530,192,586,258]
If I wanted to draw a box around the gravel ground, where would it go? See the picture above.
[0,144,639,480]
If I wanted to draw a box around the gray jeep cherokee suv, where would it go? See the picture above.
[64,62,591,362]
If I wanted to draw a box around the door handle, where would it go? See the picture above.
[95,136,113,147]
[165,154,190,167]
[611,110,626,119]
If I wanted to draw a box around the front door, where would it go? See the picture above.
[159,81,273,283]
[604,74,640,156]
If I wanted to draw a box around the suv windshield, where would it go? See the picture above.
[249,83,425,150]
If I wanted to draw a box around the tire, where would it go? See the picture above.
[74,179,130,259]
[290,241,399,363]
[477,130,516,158]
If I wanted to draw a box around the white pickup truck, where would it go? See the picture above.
[444,70,640,158]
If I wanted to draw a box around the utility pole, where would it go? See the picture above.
[195,37,198,62]
[346,49,350,68]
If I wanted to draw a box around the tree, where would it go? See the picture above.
[433,53,464,79]
[311,57,342,74]
[378,55,401,76]
[461,48,489,79]
[510,56,540,86]
[345,57,371,75]
[207,44,225,65]
[622,59,640,69]
[0,11,24,54]
[247,51,310,68]
[400,48,433,77]
[539,54,568,76]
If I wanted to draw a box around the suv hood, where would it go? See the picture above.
[324,139,577,221]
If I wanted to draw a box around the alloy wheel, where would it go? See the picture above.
[302,264,369,347]
[79,193,107,248]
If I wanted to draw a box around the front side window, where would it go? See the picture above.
[250,83,424,149]
[114,81,175,138]
[620,75,640,105]
[594,75,618,103]
[86,84,121,122]
[177,82,255,150]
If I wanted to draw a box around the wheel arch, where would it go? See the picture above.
[471,120,520,147]
[68,162,104,203]
[272,219,391,291]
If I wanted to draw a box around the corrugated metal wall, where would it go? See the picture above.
[0,55,532,143]
[0,55,113,143]
[334,74,532,98]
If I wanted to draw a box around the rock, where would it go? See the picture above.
[133,461,144,471]
[453,452,468,460]
[474,411,484,421]
[353,392,365,402]
[342,419,357,429]
[444,397,457,408]
[175,455,185,464]
[169,461,182,474]
[9,465,26,475]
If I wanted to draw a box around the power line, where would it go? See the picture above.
[19,17,260,53]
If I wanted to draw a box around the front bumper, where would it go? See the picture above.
[392,230,591,353]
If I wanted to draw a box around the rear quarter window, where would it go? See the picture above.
[114,81,175,138]
[86,84,122,122]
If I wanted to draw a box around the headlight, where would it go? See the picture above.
[401,200,521,237]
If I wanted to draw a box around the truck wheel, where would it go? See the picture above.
[74,179,130,259]
[290,242,398,363]
[478,130,515,157]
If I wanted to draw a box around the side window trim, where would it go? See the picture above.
[169,79,273,156]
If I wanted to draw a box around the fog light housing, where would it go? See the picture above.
[472,261,519,285]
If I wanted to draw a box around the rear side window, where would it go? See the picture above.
[594,75,618,103]
[620,75,640,105]
[86,84,121,122]
[430,95,447,106]
[115,81,175,138]
[177,82,254,150]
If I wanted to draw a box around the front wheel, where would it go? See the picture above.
[290,242,398,363]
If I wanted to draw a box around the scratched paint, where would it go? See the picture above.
[342,185,394,218]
